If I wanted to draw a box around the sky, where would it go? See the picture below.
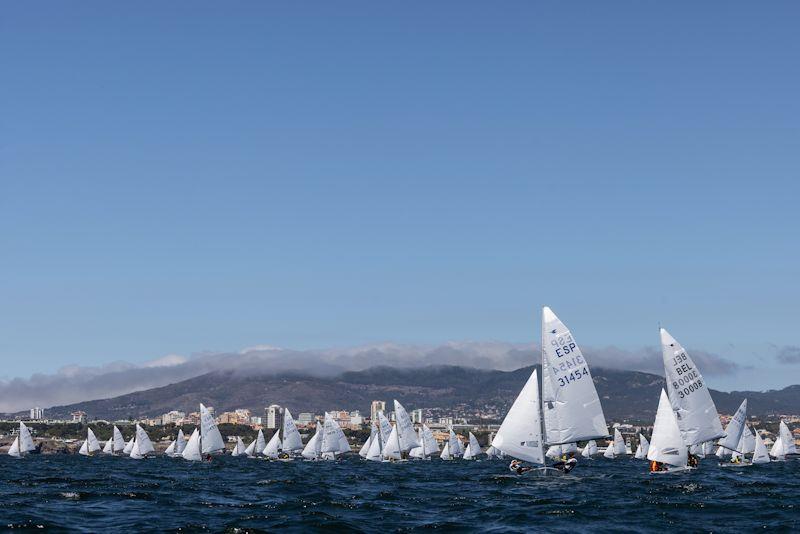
[1,2,799,394]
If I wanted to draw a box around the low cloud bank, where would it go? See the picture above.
[0,342,739,413]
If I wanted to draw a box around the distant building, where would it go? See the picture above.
[411,409,423,424]
[266,404,283,429]
[370,400,386,423]
[235,409,251,422]
[250,416,263,426]
[161,411,185,425]
[297,412,315,425]
[71,411,87,423]
[349,411,364,428]
[30,407,44,420]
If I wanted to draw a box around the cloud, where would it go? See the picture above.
[775,345,800,365]
[0,341,741,413]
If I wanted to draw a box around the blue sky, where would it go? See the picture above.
[1,2,799,391]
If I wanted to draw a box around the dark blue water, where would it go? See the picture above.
[1,455,797,532]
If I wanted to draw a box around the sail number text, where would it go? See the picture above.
[670,352,703,399]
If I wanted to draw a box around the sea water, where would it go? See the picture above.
[0,455,797,532]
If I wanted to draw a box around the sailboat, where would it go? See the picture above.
[728,425,756,467]
[493,307,608,476]
[129,424,155,459]
[103,425,127,455]
[377,412,393,448]
[409,428,425,459]
[181,428,202,461]
[440,441,452,460]
[634,434,650,460]
[103,436,114,454]
[448,428,464,458]
[244,429,265,458]
[647,389,689,473]
[462,432,482,460]
[581,440,598,459]
[360,422,378,459]
[769,420,797,460]
[381,424,403,461]
[164,429,186,457]
[8,421,36,458]
[281,409,304,458]
[123,436,135,455]
[79,428,102,457]
[752,430,771,465]
[231,436,247,457]
[199,403,225,456]
[717,399,747,464]
[602,429,626,459]
[409,425,439,460]
[320,413,350,460]
[263,431,282,459]
[660,328,725,452]
[393,400,420,456]
[301,422,323,460]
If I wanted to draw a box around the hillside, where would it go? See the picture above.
[30,365,800,422]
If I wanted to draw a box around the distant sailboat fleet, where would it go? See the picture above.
[6,307,798,473]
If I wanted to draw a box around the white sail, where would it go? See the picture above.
[336,425,350,454]
[440,441,452,460]
[321,413,343,454]
[546,445,562,460]
[8,437,21,458]
[582,440,598,458]
[123,437,135,455]
[175,429,187,455]
[647,389,688,468]
[541,307,608,445]
[660,328,725,446]
[492,368,545,464]
[449,429,464,457]
[635,434,650,460]
[422,425,439,456]
[382,424,402,460]
[377,412,393,447]
[113,426,126,453]
[603,441,615,459]
[134,424,155,456]
[717,399,747,453]
[716,445,729,459]
[254,429,266,455]
[19,422,36,454]
[130,439,144,460]
[87,428,101,453]
[244,438,257,457]
[409,445,423,459]
[752,430,771,464]
[740,426,755,455]
[366,431,383,461]
[463,443,475,460]
[103,438,114,454]
[464,432,481,459]
[360,424,377,458]
[770,436,784,459]
[612,428,626,455]
[231,436,247,456]
[78,440,89,456]
[164,440,176,456]
[181,428,202,461]
[281,409,303,452]
[393,400,420,451]
[199,404,225,454]
[301,423,322,460]
[264,431,282,459]
[779,421,797,455]
[486,445,503,459]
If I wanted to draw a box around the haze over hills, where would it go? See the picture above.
[29,365,800,423]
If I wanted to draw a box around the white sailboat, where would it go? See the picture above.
[103,437,114,454]
[769,420,797,460]
[181,428,202,461]
[382,424,402,461]
[496,307,608,473]
[320,413,349,460]
[112,426,126,454]
[422,424,439,457]
[647,389,689,473]
[752,430,771,465]
[635,434,650,460]
[448,428,464,458]
[360,423,378,458]
[581,440,598,458]
[602,441,615,459]
[130,424,154,459]
[200,403,225,455]
[174,429,187,456]
[122,437,135,455]
[660,328,725,447]
[254,429,267,456]
[244,438,257,458]
[164,440,177,456]
[377,412,393,447]
[263,431,282,459]
[231,436,247,457]
[440,441,452,460]
[728,425,755,466]
[301,422,323,460]
[393,400,420,453]
[366,427,383,462]
[462,432,481,460]
[9,422,37,457]
[281,409,304,456]
[79,428,101,456]
[717,399,747,456]
[409,428,425,459]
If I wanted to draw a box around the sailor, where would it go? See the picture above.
[509,459,532,475]
[649,460,666,472]
[687,453,699,468]
[553,453,577,474]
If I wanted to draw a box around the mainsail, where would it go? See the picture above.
[19,422,36,455]
[492,369,545,464]
[647,389,688,468]
[752,430,771,464]
[255,429,266,455]
[541,307,609,445]
[200,403,225,454]
[635,434,650,460]
[282,409,303,452]
[440,441,452,460]
[264,431,282,459]
[113,426,126,453]
[660,328,725,446]
[393,400,420,451]
[382,424,402,460]
[175,429,187,455]
[718,399,747,453]
[231,436,247,456]
[181,428,202,461]
[87,428,102,454]
[301,422,323,460]
[581,440,598,458]
[134,424,155,456]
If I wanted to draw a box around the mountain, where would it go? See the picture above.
[31,365,800,422]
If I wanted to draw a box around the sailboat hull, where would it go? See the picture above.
[650,465,695,475]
